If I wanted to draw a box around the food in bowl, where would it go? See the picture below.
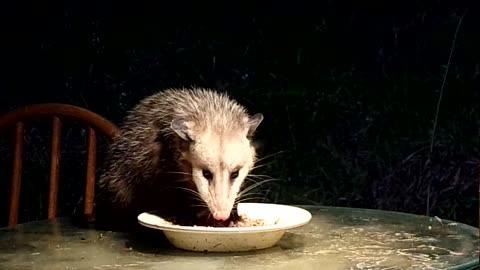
[164,213,265,228]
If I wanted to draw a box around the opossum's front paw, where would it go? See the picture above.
[200,207,240,227]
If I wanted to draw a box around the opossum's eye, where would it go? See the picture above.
[230,170,239,180]
[202,169,213,181]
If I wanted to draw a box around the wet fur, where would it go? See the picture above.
[95,87,263,231]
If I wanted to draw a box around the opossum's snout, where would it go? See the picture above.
[210,192,236,221]
[192,167,244,222]
[209,171,238,221]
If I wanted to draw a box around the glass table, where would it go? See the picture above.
[0,206,478,269]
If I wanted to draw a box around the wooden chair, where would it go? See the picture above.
[0,103,120,228]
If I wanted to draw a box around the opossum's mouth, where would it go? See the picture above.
[197,203,240,222]
[203,205,241,227]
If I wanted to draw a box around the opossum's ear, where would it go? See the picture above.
[247,113,264,137]
[171,119,194,141]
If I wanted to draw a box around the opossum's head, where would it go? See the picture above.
[171,113,263,221]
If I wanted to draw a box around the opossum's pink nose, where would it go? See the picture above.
[212,210,230,221]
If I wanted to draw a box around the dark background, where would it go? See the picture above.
[0,3,478,228]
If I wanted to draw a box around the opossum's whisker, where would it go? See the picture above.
[171,176,194,184]
[244,180,262,187]
[174,178,193,183]
[244,176,280,186]
[174,176,192,180]
[171,186,202,198]
[205,212,213,222]
[238,178,278,198]
[243,175,277,186]
[235,192,265,203]
[235,197,267,203]
[236,190,267,203]
[247,173,272,177]
[190,204,209,208]
[247,173,276,179]
[164,171,192,176]
[180,188,200,197]
[236,191,264,199]
[175,179,193,184]
[251,162,276,171]
[189,197,207,204]
[254,150,287,163]
[183,197,206,206]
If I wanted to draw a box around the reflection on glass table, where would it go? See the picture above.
[0,205,478,270]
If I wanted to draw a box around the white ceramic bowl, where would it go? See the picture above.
[137,203,312,252]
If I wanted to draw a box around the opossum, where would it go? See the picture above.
[95,87,263,230]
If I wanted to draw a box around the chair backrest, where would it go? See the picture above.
[0,103,120,228]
